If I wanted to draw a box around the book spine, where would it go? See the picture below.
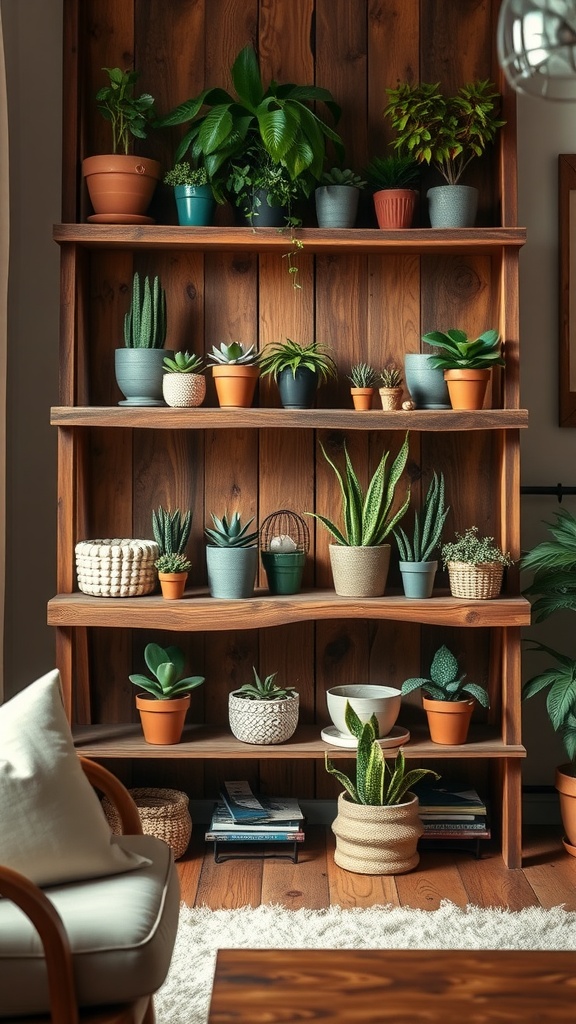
[206,831,305,842]
[421,822,488,831]
[422,831,491,839]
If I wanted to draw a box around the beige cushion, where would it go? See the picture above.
[0,834,180,1015]
[0,669,148,886]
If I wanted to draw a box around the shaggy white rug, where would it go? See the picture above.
[154,902,576,1024]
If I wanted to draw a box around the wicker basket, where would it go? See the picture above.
[75,538,159,597]
[102,787,192,860]
[446,560,504,600]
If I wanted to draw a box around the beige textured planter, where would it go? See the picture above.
[379,386,403,410]
[228,691,299,745]
[447,561,504,600]
[162,373,206,408]
[332,791,423,874]
[329,544,391,597]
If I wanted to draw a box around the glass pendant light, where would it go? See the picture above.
[497,0,576,100]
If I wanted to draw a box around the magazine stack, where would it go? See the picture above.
[413,782,490,845]
[206,780,305,862]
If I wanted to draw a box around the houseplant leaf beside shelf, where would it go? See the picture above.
[129,643,205,744]
[421,327,504,410]
[384,79,505,227]
[307,433,411,597]
[401,645,490,744]
[163,162,216,226]
[205,511,259,598]
[229,667,299,745]
[208,342,260,408]
[394,471,450,598]
[363,155,420,229]
[162,350,205,408]
[314,167,366,228]
[152,505,193,598]
[441,527,513,600]
[259,338,337,409]
[326,701,439,874]
[115,272,172,407]
[83,67,160,222]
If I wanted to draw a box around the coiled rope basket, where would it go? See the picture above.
[102,787,192,860]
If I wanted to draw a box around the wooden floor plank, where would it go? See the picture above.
[394,848,470,909]
[456,848,540,910]
[325,828,400,907]
[261,826,330,909]
[520,826,576,910]
[194,841,264,909]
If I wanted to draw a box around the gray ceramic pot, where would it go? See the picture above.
[426,184,478,228]
[206,545,258,599]
[315,185,360,228]
[115,348,173,406]
[404,354,450,410]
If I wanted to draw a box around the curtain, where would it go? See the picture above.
[0,8,8,700]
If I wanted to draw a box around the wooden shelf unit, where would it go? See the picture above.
[56,0,526,867]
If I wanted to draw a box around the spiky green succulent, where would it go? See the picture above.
[320,167,366,188]
[347,362,379,388]
[123,272,167,349]
[162,350,204,374]
[129,643,204,701]
[401,644,490,707]
[154,552,192,574]
[205,511,258,548]
[208,342,258,365]
[363,155,420,191]
[325,701,439,805]
[152,506,192,556]
[235,667,297,702]
[380,365,403,388]
[394,472,450,563]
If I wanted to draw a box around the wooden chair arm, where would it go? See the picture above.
[79,757,143,835]
[0,865,78,1024]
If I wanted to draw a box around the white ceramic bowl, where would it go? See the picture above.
[326,684,401,737]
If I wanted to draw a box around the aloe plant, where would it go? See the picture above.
[129,643,204,701]
[401,645,490,707]
[124,272,167,349]
[380,365,403,388]
[347,362,379,388]
[307,433,411,547]
[152,506,192,556]
[394,472,449,563]
[205,511,258,548]
[235,667,296,702]
[325,702,439,805]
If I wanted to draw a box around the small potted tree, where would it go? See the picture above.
[393,471,450,598]
[259,338,337,409]
[441,526,513,600]
[163,162,216,225]
[162,350,205,408]
[363,154,420,228]
[115,272,172,406]
[314,167,366,228]
[229,667,299,745]
[205,511,259,598]
[82,67,160,222]
[129,642,205,744]
[207,342,260,408]
[326,701,439,874]
[401,645,490,745]
[347,362,379,410]
[384,79,505,227]
[152,505,192,599]
[421,327,504,410]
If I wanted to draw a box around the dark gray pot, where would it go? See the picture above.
[115,348,173,406]
[427,185,478,228]
[206,545,258,599]
[315,185,360,228]
[277,366,319,409]
[404,354,450,410]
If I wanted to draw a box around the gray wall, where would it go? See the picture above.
[3,2,575,783]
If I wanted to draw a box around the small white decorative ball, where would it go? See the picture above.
[402,400,415,411]
[270,534,297,552]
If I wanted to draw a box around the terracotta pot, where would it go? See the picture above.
[331,791,423,874]
[135,693,190,745]
[82,155,161,219]
[329,544,391,598]
[555,765,576,850]
[379,387,403,410]
[422,696,474,745]
[444,369,491,410]
[373,189,417,229]
[158,571,188,600]
[212,365,259,408]
[350,387,375,411]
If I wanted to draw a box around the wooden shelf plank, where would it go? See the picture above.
[48,589,531,629]
[51,407,529,431]
[53,224,527,254]
[72,722,526,759]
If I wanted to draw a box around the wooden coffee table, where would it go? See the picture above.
[207,947,576,1022]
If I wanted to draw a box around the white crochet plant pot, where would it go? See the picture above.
[228,691,299,745]
[75,538,159,597]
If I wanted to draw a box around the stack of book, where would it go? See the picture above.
[205,780,305,846]
[413,782,490,841]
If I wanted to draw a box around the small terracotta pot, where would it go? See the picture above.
[212,365,259,408]
[373,189,417,229]
[555,765,576,850]
[379,387,403,411]
[422,696,474,745]
[444,369,491,410]
[158,571,188,600]
[350,387,375,410]
[135,694,191,745]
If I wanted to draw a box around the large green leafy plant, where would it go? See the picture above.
[307,433,411,547]
[325,702,439,805]
[401,645,490,707]
[158,44,343,195]
[129,643,205,700]
[96,67,156,155]
[421,329,504,371]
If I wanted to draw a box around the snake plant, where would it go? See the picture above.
[123,272,167,349]
[152,506,192,556]
[394,472,449,563]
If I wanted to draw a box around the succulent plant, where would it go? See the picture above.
[394,472,450,563]
[320,167,366,188]
[441,527,513,568]
[421,328,504,371]
[208,342,259,365]
[154,552,192,574]
[123,272,167,349]
[347,362,379,388]
[205,511,259,548]
[234,666,297,702]
[162,351,204,374]
[401,644,490,707]
[380,365,403,388]
[152,506,192,556]
[129,643,205,701]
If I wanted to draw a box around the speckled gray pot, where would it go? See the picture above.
[404,354,450,410]
[427,185,478,228]
[315,185,360,228]
[206,545,258,599]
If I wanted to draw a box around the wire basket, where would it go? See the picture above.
[75,538,159,597]
[260,510,310,553]
[102,787,192,860]
[446,561,504,600]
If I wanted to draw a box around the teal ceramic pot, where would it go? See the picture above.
[173,184,214,226]
[399,560,438,599]
[404,354,450,410]
[261,550,306,595]
[114,348,174,406]
[206,545,258,599]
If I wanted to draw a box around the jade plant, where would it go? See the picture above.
[152,506,192,556]
[421,328,504,371]
[205,511,259,548]
[234,667,297,702]
[401,645,490,707]
[307,433,411,547]
[96,67,156,155]
[394,472,450,563]
[325,701,439,805]
[129,643,205,701]
[124,272,167,349]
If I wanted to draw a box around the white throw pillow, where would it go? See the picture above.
[0,669,148,886]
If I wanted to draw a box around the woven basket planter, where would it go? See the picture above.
[229,691,299,745]
[102,787,192,860]
[446,560,504,600]
[331,791,423,875]
[329,544,391,598]
[75,538,159,597]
